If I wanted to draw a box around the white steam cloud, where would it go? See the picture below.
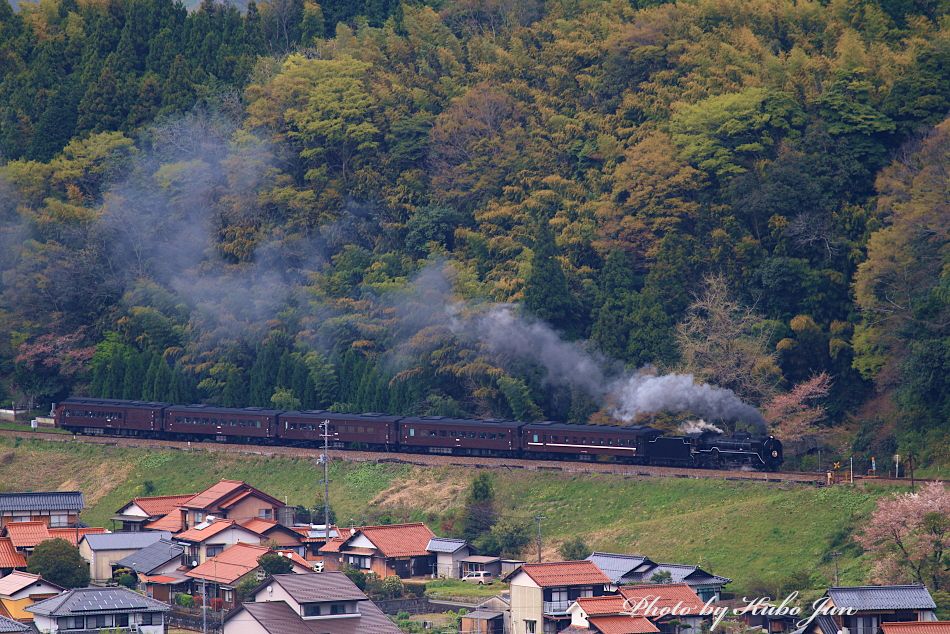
[396,263,765,427]
[677,419,725,435]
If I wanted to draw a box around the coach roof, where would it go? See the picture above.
[280,410,402,422]
[61,397,169,408]
[400,416,526,428]
[167,404,281,416]
[524,421,659,434]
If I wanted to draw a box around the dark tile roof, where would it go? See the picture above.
[827,585,936,611]
[115,539,183,573]
[0,615,28,632]
[235,598,402,634]
[624,563,731,586]
[81,531,171,551]
[0,492,83,513]
[587,552,653,584]
[26,587,170,616]
[427,537,468,553]
[814,615,840,634]
[267,572,369,603]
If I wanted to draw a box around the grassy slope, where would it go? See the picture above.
[0,436,895,593]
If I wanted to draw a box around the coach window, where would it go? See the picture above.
[532,434,539,443]
[408,428,415,437]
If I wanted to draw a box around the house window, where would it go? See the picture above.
[303,604,322,617]
[206,544,225,557]
[140,612,159,625]
[223,590,233,603]
[10,515,29,523]
[525,620,537,633]
[85,614,112,628]
[195,512,204,523]
[259,508,273,519]
[347,555,371,569]
[330,603,348,615]
[59,616,84,629]
[49,514,68,527]
[115,614,129,627]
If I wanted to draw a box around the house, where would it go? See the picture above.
[462,555,504,579]
[222,571,403,634]
[461,595,512,634]
[322,522,435,579]
[240,518,306,556]
[565,595,660,634]
[26,586,170,633]
[291,524,340,561]
[176,518,263,566]
[506,560,613,634]
[78,531,171,582]
[0,492,83,529]
[112,493,195,532]
[616,584,708,634]
[0,572,63,624]
[182,542,311,609]
[0,539,25,576]
[428,537,471,578]
[0,522,108,556]
[799,585,938,634]
[586,553,731,602]
[180,479,286,530]
[0,615,28,632]
[881,623,950,634]
[113,539,185,602]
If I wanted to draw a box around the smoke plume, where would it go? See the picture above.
[393,262,765,427]
[677,419,725,435]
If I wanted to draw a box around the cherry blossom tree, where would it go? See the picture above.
[763,372,832,442]
[855,482,949,590]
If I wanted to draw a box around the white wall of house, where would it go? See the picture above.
[183,527,262,564]
[223,610,272,634]
[78,544,142,582]
[508,571,542,634]
[435,550,469,578]
[3,579,62,600]
[346,534,377,550]
[115,503,150,518]
[253,582,300,612]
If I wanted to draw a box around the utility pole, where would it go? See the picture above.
[320,420,332,544]
[534,515,545,563]
[908,453,916,492]
[830,551,841,586]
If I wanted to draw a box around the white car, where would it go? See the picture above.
[461,571,494,585]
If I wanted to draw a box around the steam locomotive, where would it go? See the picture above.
[53,397,784,470]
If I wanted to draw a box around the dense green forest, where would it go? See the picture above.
[0,0,947,469]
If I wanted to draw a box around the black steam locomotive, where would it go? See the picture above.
[54,397,784,470]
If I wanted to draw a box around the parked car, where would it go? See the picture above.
[461,571,494,585]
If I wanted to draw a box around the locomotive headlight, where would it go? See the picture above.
[771,450,779,458]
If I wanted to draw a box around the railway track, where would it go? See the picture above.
[0,427,932,487]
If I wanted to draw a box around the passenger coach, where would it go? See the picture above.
[163,404,279,441]
[278,410,399,450]
[522,421,661,462]
[399,416,526,455]
[56,397,167,435]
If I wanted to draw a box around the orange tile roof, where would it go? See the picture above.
[0,539,26,569]
[145,510,185,533]
[48,527,108,547]
[319,529,358,554]
[354,523,435,558]
[515,561,611,588]
[590,615,661,634]
[186,543,271,584]
[577,595,630,616]
[3,522,50,549]
[239,518,278,535]
[881,623,950,634]
[176,519,249,543]
[276,550,313,570]
[182,480,246,510]
[619,584,706,616]
[142,575,182,584]
[131,494,196,517]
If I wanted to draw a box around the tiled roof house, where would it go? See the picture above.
[223,572,402,634]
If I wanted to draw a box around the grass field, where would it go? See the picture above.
[0,435,908,595]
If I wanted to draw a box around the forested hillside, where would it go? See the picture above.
[0,0,947,468]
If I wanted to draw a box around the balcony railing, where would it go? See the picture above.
[543,600,572,615]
